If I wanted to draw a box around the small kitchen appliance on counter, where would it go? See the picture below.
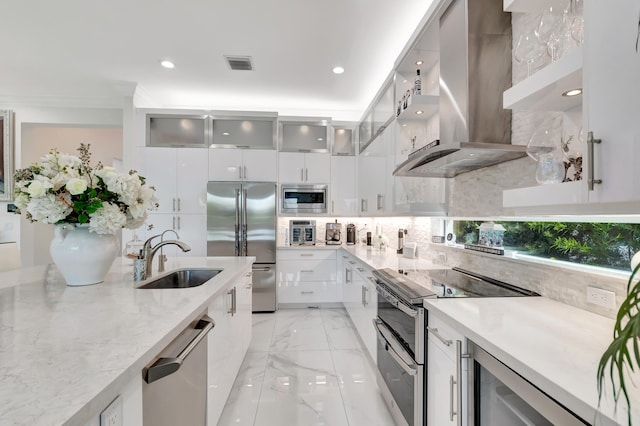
[346,224,356,245]
[289,220,316,245]
[325,221,342,245]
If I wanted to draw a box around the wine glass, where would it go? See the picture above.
[514,32,545,77]
[535,6,564,61]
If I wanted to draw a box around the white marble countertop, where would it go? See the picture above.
[424,297,639,426]
[0,256,254,426]
[341,244,439,271]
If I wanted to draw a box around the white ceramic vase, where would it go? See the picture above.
[50,224,119,286]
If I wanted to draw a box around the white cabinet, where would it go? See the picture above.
[330,156,357,215]
[503,0,640,212]
[137,147,208,257]
[276,249,338,307]
[278,152,331,184]
[208,148,277,182]
[279,119,330,152]
[427,310,465,426]
[358,126,393,215]
[207,267,253,426]
[140,147,208,215]
[341,252,377,361]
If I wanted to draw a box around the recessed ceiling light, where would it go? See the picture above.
[317,138,324,141]
[222,132,230,136]
[416,60,424,65]
[332,66,345,74]
[416,110,424,115]
[160,60,175,69]
[562,88,582,97]
[402,123,408,127]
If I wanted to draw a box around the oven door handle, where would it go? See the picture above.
[375,285,418,318]
[373,319,417,376]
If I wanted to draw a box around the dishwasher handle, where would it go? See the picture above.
[144,315,215,384]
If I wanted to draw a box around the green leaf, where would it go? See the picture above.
[78,213,89,223]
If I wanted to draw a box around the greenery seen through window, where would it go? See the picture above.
[453,221,640,271]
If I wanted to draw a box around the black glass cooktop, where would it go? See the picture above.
[373,267,539,304]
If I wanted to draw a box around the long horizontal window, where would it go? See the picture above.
[452,221,640,271]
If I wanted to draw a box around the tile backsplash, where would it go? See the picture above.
[278,216,628,318]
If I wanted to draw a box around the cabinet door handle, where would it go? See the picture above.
[427,326,453,347]
[332,200,335,213]
[172,198,176,212]
[377,194,383,210]
[172,216,176,230]
[177,198,181,212]
[356,267,365,272]
[227,287,237,316]
[177,216,181,230]
[305,168,308,182]
[587,131,603,190]
[245,283,253,290]
[244,165,248,180]
[301,290,315,294]
[300,168,304,182]
[348,261,356,264]
[449,375,456,422]
[345,268,352,283]
[239,165,243,179]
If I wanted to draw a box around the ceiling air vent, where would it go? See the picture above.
[224,55,254,71]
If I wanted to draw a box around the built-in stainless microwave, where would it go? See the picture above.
[281,185,328,214]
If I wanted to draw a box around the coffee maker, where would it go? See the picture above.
[346,224,356,245]
[325,221,342,245]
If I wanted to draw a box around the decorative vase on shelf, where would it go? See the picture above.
[50,224,119,286]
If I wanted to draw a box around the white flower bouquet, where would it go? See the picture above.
[374,234,389,249]
[13,144,158,234]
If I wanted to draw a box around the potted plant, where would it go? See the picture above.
[597,260,640,425]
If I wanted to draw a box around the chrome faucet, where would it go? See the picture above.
[158,229,180,273]
[135,233,191,281]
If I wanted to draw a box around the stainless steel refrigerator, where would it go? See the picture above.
[207,182,277,312]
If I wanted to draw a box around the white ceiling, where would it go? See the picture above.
[0,0,435,121]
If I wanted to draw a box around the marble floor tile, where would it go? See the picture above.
[321,308,363,350]
[220,308,397,426]
[217,351,269,426]
[254,350,348,426]
[249,313,276,352]
[331,349,397,426]
[270,309,329,352]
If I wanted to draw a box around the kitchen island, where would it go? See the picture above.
[0,256,254,426]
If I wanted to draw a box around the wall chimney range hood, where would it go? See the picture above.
[394,0,526,178]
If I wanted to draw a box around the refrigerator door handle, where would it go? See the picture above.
[234,189,241,257]
[242,188,248,257]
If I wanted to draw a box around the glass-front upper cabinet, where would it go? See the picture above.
[358,111,373,153]
[279,117,331,152]
[371,78,395,139]
[332,123,357,156]
[210,113,277,149]
[146,114,208,147]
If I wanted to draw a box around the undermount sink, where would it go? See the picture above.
[137,268,223,289]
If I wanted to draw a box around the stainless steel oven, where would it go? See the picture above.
[467,341,588,426]
[372,267,540,426]
[281,184,327,214]
[372,270,431,426]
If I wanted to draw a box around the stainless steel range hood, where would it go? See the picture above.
[394,0,526,178]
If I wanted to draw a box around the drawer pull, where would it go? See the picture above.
[300,270,314,273]
[348,261,356,265]
[427,326,453,347]
[300,254,314,257]
[356,267,365,272]
[301,291,315,294]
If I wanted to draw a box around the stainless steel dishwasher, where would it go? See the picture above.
[142,313,214,426]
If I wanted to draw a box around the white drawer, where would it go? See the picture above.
[278,281,339,304]
[427,310,464,358]
[277,249,336,261]
[278,259,337,282]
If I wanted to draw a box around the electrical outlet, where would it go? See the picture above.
[438,251,447,264]
[587,286,616,309]
[100,395,122,426]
